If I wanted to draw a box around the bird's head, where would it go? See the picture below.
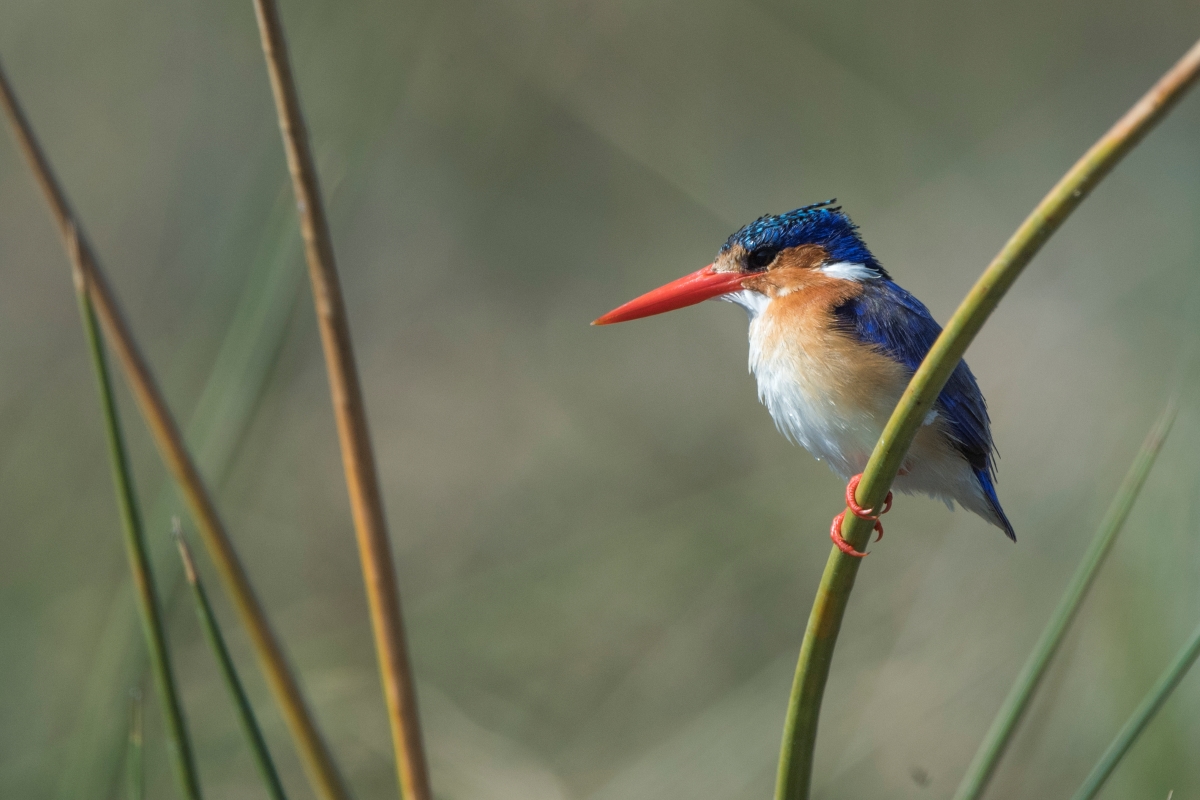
[593,200,886,325]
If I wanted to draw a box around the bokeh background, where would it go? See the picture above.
[3,1,1200,798]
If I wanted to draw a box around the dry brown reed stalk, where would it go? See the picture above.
[250,2,431,798]
[61,182,305,800]
[0,60,353,800]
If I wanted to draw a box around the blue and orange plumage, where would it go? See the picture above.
[596,200,1015,545]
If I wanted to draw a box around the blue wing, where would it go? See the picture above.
[833,280,1014,540]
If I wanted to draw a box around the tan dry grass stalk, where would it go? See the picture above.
[0,60,353,800]
[59,182,306,800]
[250,2,432,798]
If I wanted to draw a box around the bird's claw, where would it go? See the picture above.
[831,512,877,557]
[845,473,892,520]
[831,474,891,557]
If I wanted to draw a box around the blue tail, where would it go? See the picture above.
[975,468,1015,541]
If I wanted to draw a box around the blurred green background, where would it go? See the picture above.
[2,1,1200,798]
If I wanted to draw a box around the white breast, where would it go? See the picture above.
[721,289,901,480]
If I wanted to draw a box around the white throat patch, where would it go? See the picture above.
[720,289,770,320]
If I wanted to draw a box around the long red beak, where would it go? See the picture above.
[592,265,747,325]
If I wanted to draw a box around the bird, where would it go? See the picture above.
[593,200,1014,556]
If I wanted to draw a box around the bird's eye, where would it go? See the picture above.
[746,247,778,271]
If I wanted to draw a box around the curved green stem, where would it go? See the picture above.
[951,399,1176,800]
[774,36,1200,800]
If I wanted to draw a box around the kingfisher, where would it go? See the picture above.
[594,201,1014,556]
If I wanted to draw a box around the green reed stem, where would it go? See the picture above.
[73,246,203,800]
[174,521,289,800]
[774,37,1200,800]
[127,691,144,800]
[1070,620,1200,800]
[951,399,1176,800]
[59,184,304,800]
[0,58,352,800]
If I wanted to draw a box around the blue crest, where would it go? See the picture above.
[721,200,885,275]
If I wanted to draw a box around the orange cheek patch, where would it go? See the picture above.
[772,244,829,272]
[747,246,861,302]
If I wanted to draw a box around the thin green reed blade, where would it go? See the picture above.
[73,243,203,800]
[951,399,1177,800]
[56,187,303,800]
[1070,620,1200,800]
[126,691,143,800]
[174,520,289,800]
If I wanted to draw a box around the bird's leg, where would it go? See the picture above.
[830,474,892,557]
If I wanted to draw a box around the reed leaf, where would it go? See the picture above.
[58,185,304,800]
[774,37,1200,800]
[73,242,202,800]
[951,399,1177,800]
[250,2,431,797]
[0,58,351,800]
[1070,620,1200,800]
[174,520,289,800]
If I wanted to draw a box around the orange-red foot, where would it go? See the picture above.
[830,474,893,557]
[831,512,870,557]
[845,473,892,521]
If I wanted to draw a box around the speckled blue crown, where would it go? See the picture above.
[721,200,885,275]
